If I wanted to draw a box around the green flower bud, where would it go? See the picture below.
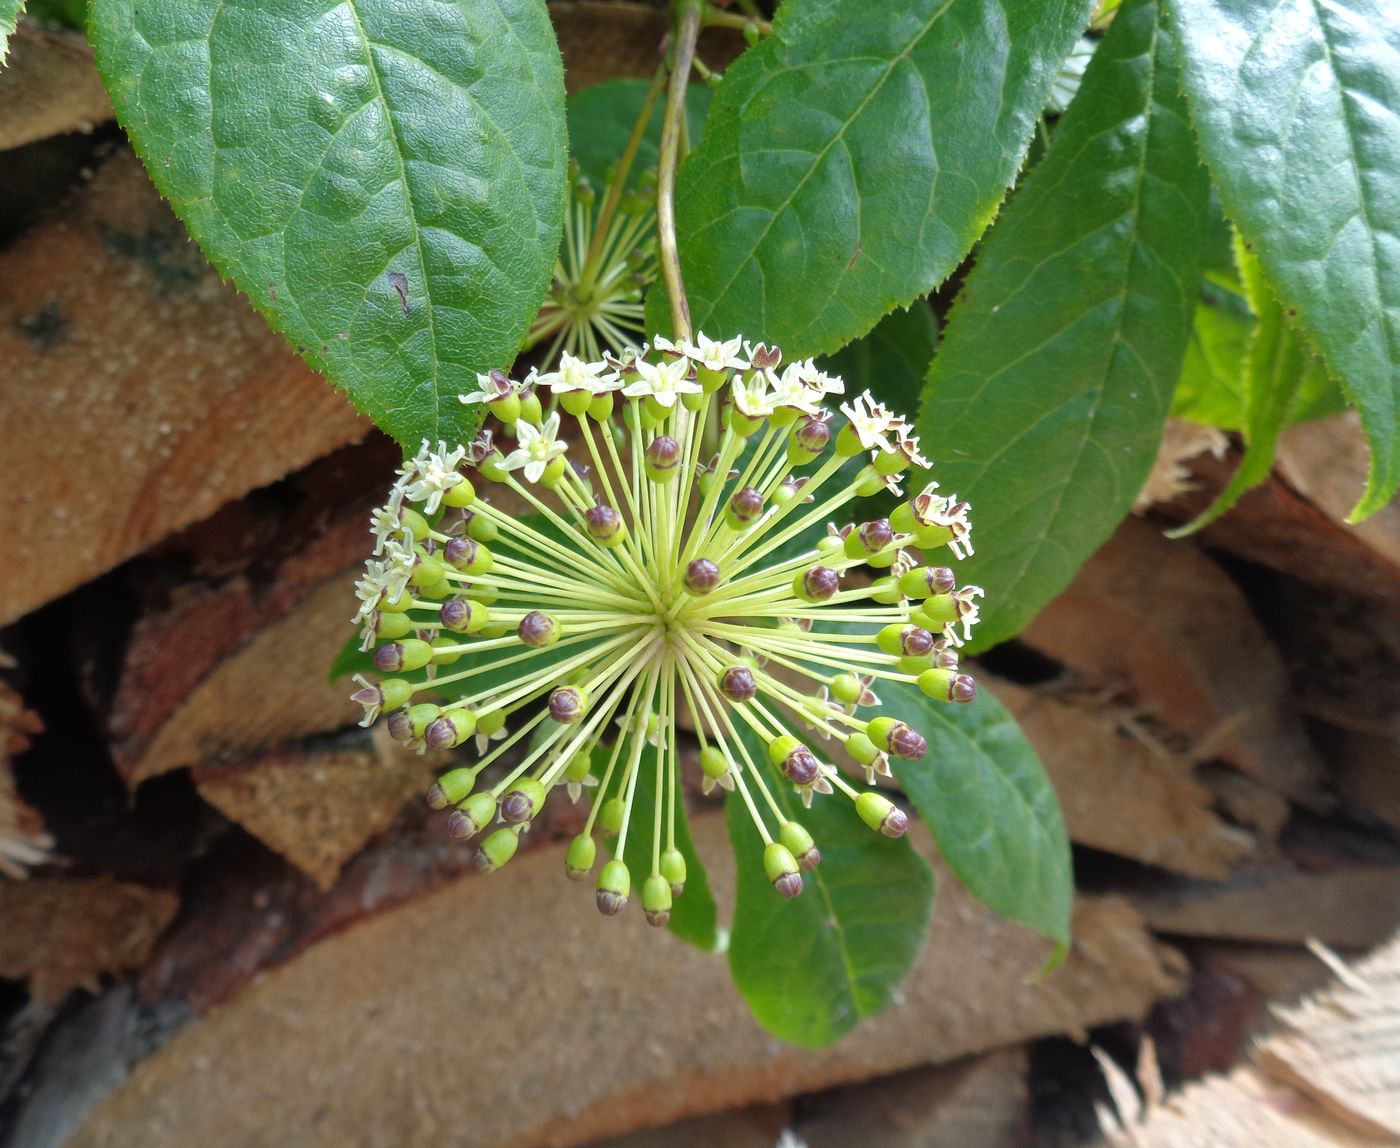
[398,507,431,541]
[642,873,673,927]
[873,447,907,476]
[565,834,596,880]
[856,792,909,838]
[870,576,903,604]
[429,636,464,665]
[447,792,497,840]
[479,451,510,482]
[919,593,959,625]
[476,708,506,739]
[700,745,729,781]
[830,673,863,705]
[441,477,476,508]
[444,537,493,575]
[500,778,547,824]
[378,678,414,711]
[403,703,441,738]
[596,858,631,916]
[540,455,569,488]
[763,842,804,898]
[660,848,687,895]
[466,513,499,543]
[559,389,592,417]
[587,392,614,422]
[918,668,978,704]
[844,731,880,765]
[897,653,934,675]
[600,795,626,834]
[474,826,520,873]
[876,623,936,658]
[564,747,594,784]
[440,597,489,634]
[779,821,821,871]
[898,565,957,600]
[518,610,560,648]
[767,734,803,767]
[866,716,927,760]
[427,767,476,809]
[517,390,543,426]
[424,709,477,750]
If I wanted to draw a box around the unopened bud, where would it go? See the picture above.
[427,767,476,809]
[856,791,909,838]
[518,610,560,648]
[763,843,804,898]
[644,435,683,482]
[549,686,586,724]
[867,716,927,760]
[899,565,957,599]
[374,638,433,673]
[660,848,687,896]
[794,565,839,602]
[779,821,821,871]
[424,709,477,749]
[447,791,497,840]
[877,623,935,658]
[596,858,631,916]
[726,486,765,529]
[500,778,547,824]
[565,834,596,880]
[718,665,757,703]
[473,827,520,873]
[585,503,625,546]
[684,558,721,594]
[642,873,673,927]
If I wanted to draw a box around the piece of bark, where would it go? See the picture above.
[1135,865,1400,950]
[1157,453,1400,610]
[70,817,1181,1148]
[0,151,370,628]
[0,878,178,1003]
[580,1106,791,1148]
[1021,517,1322,799]
[1104,935,1400,1148]
[0,679,50,877]
[985,677,1254,878]
[1134,419,1229,512]
[192,730,437,890]
[1277,413,1400,574]
[0,25,113,152]
[796,1048,1030,1148]
[1195,765,1291,842]
[1319,727,1400,834]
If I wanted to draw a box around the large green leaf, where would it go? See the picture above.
[1166,0,1400,519]
[726,728,935,1048]
[1,0,22,60]
[916,0,1210,651]
[885,677,1070,947]
[88,0,567,450]
[1173,278,1253,429]
[649,0,1096,355]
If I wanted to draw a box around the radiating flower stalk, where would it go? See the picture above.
[350,336,984,924]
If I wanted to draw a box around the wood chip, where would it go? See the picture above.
[985,677,1254,878]
[0,151,370,627]
[1021,517,1322,798]
[68,817,1181,1148]
[192,731,436,889]
[0,679,49,877]
[0,878,178,1003]
[1134,419,1229,512]
[0,25,112,152]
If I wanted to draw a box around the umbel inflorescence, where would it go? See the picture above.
[350,334,983,925]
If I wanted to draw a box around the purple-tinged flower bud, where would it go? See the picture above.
[596,858,631,916]
[780,821,821,871]
[518,610,560,648]
[447,792,497,840]
[684,558,721,594]
[899,565,957,598]
[764,843,804,899]
[934,643,960,670]
[464,429,495,467]
[426,767,475,809]
[374,638,433,673]
[718,665,757,703]
[794,565,839,602]
[877,623,935,658]
[386,708,414,742]
[500,778,547,825]
[549,686,586,724]
[644,435,683,482]
[444,537,493,574]
[748,342,782,371]
[787,415,830,461]
[425,709,477,749]
[845,518,894,559]
[660,848,687,896]
[440,596,489,634]
[585,503,625,546]
[867,716,927,760]
[642,873,673,927]
[856,792,909,839]
[725,486,764,528]
[780,747,821,786]
[949,674,977,703]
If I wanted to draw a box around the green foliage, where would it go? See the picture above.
[884,677,1071,947]
[1171,242,1336,533]
[25,0,83,24]
[1166,0,1400,519]
[1,0,22,60]
[726,728,935,1048]
[88,0,568,451]
[567,78,711,190]
[917,0,1210,651]
[1173,279,1253,429]
[649,0,1096,356]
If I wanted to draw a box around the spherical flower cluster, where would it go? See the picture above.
[350,335,983,925]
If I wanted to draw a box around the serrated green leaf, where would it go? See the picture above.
[823,303,938,417]
[1165,0,1400,519]
[916,0,1210,651]
[1171,241,1337,533]
[1173,279,1253,428]
[649,0,1096,356]
[725,726,934,1048]
[567,78,711,190]
[89,0,567,451]
[1,0,23,61]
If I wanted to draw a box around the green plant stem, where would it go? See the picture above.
[659,2,702,342]
[579,63,667,294]
[702,4,771,35]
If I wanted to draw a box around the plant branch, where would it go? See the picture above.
[658,2,702,343]
[702,4,771,36]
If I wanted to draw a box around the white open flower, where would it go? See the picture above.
[622,357,701,408]
[691,331,749,373]
[502,412,568,482]
[732,373,776,419]
[793,358,845,399]
[459,371,517,406]
[533,351,622,396]
[770,363,825,416]
[895,427,931,470]
[398,440,467,516]
[840,391,901,453]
